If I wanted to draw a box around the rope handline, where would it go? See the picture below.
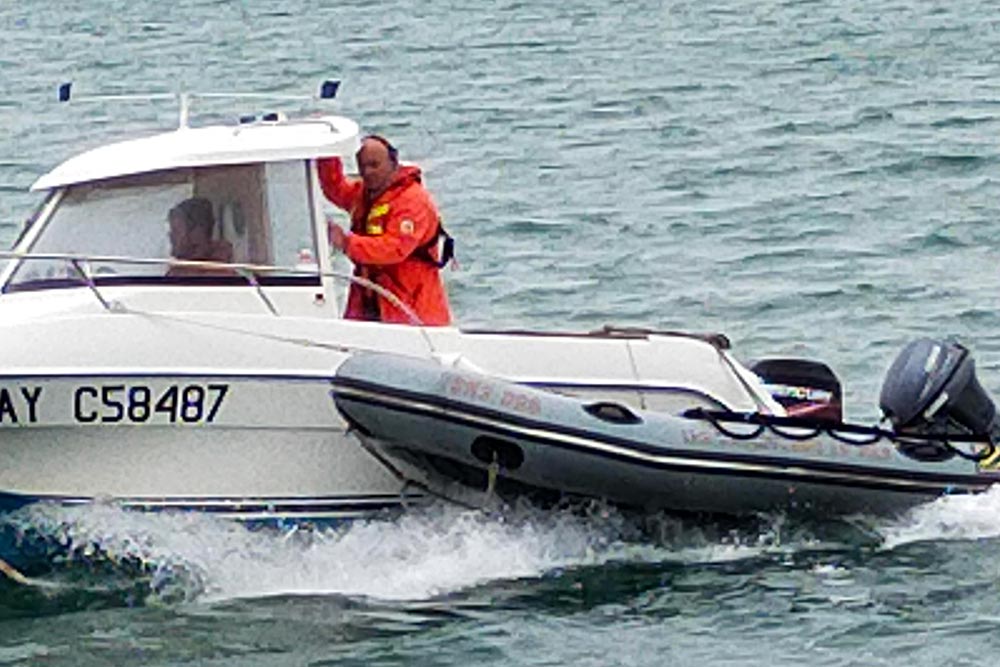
[683,407,997,463]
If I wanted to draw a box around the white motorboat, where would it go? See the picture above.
[0,84,787,537]
[3,84,994,573]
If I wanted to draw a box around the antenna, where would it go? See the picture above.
[56,80,342,128]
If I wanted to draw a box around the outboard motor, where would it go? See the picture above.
[879,339,1000,458]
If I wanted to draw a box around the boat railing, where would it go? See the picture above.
[57,80,342,130]
[0,249,423,325]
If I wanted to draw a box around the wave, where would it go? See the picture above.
[877,485,1000,550]
[885,153,992,176]
[0,499,882,616]
[898,228,974,250]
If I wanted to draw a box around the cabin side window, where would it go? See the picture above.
[264,161,317,271]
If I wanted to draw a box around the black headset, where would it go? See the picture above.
[362,134,399,164]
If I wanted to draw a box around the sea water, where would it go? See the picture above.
[2,0,1000,664]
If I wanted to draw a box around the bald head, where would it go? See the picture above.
[356,136,399,199]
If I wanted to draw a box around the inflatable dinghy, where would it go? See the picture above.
[330,339,1000,516]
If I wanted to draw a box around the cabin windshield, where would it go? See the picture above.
[3,160,319,291]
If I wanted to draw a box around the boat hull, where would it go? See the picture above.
[0,292,788,573]
[0,373,417,522]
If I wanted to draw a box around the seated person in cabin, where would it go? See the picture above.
[166,197,235,277]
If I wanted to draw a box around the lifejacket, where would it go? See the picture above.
[334,166,453,325]
[411,221,455,269]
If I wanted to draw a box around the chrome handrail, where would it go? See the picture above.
[0,250,424,326]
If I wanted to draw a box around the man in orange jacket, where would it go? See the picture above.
[317,135,452,326]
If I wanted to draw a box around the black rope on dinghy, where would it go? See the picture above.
[682,408,997,463]
[695,409,766,441]
[766,423,822,442]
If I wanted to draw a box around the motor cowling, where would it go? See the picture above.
[879,338,999,442]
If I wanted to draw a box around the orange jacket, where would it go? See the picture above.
[317,157,452,326]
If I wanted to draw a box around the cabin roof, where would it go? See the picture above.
[31,114,360,191]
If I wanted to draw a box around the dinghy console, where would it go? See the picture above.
[880,339,1000,458]
[750,358,843,423]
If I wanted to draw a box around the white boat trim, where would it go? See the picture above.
[31,116,361,191]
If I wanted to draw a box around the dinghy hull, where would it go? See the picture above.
[331,353,998,516]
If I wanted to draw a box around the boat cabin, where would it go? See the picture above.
[0,113,360,309]
[0,104,782,418]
